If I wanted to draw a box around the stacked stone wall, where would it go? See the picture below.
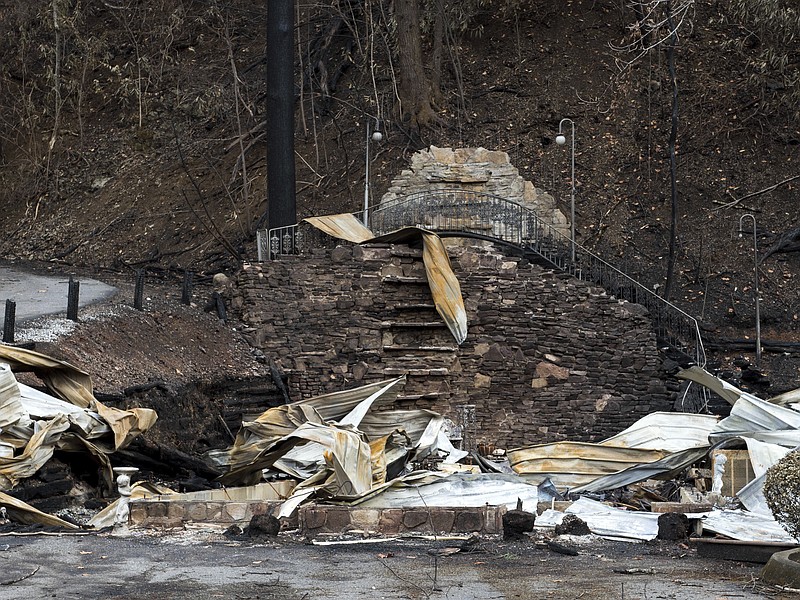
[229,243,677,449]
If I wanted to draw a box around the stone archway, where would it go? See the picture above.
[378,146,569,236]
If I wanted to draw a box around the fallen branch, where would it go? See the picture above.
[705,338,800,354]
[762,226,800,262]
[1,565,40,586]
[713,174,800,211]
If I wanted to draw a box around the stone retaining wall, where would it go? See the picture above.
[298,504,505,536]
[229,242,676,449]
[129,499,280,528]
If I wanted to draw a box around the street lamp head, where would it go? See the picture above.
[371,130,383,143]
[555,134,566,146]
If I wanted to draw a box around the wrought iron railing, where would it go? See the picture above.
[259,189,706,380]
[258,226,299,261]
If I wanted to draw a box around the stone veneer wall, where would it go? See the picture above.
[229,243,677,449]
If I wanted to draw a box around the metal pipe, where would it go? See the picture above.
[739,213,761,365]
[363,120,371,226]
[363,119,383,226]
[556,118,576,262]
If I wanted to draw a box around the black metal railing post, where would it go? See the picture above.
[67,276,80,321]
[181,271,194,305]
[3,300,15,344]
[134,270,145,310]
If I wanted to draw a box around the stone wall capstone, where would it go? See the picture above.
[229,243,676,449]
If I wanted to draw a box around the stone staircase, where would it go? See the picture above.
[366,189,706,372]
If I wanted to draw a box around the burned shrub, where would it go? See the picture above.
[763,450,800,540]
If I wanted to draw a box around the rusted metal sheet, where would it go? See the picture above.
[0,344,95,408]
[303,213,375,243]
[0,489,79,529]
[306,214,467,344]
[226,377,406,480]
[570,445,711,494]
[0,346,157,497]
[365,227,468,345]
[301,216,469,344]
[420,230,468,344]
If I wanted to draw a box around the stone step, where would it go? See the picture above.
[380,321,447,329]
[383,367,450,377]
[395,392,442,402]
[381,275,428,284]
[382,345,457,352]
[393,303,436,310]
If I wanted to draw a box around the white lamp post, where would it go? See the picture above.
[556,118,576,262]
[738,213,761,365]
[363,119,383,226]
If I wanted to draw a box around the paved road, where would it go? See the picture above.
[0,266,117,329]
[0,531,779,600]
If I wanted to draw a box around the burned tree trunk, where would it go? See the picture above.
[392,0,438,128]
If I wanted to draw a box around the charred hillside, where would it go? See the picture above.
[0,1,798,387]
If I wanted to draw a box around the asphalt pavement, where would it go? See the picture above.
[0,265,117,330]
[0,531,777,600]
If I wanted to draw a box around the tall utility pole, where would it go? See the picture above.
[266,0,296,230]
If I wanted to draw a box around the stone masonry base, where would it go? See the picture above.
[298,504,506,536]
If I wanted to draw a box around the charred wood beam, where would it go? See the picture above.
[126,438,222,479]
[123,380,170,396]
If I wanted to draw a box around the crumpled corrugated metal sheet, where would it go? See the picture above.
[770,387,800,406]
[225,378,406,483]
[710,391,800,441]
[731,438,791,515]
[702,508,800,543]
[0,348,158,495]
[0,344,95,408]
[301,215,468,344]
[677,365,756,406]
[355,472,540,510]
[536,496,662,542]
[0,414,70,489]
[303,214,375,244]
[507,441,669,488]
[220,376,474,516]
[0,489,79,529]
[0,345,157,451]
[569,445,712,494]
[507,411,721,492]
[370,227,468,345]
[18,381,109,439]
[0,364,25,430]
[599,412,718,452]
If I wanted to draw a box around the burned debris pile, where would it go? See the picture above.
[3,335,800,559]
